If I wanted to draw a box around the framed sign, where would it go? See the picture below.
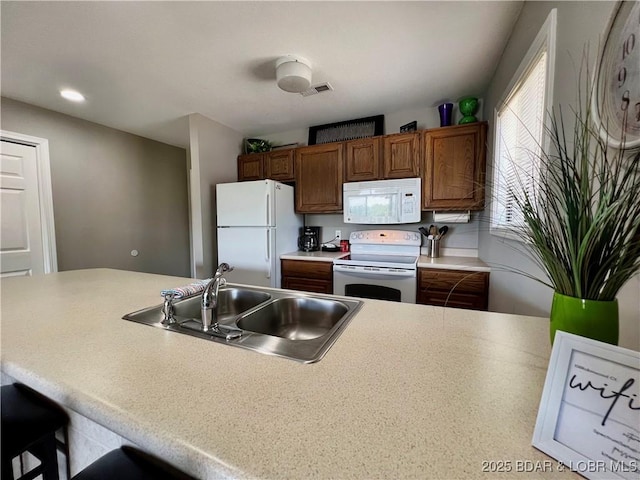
[400,121,417,133]
[532,331,640,479]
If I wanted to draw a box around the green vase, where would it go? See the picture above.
[549,292,619,345]
[458,97,479,124]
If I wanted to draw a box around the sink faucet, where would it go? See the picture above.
[201,263,235,334]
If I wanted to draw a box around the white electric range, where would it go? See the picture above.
[333,229,421,303]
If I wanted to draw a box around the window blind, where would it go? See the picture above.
[495,50,548,228]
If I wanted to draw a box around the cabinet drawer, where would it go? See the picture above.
[282,277,332,294]
[418,269,488,294]
[417,290,487,310]
[281,259,333,281]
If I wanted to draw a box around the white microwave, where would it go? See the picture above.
[343,178,421,224]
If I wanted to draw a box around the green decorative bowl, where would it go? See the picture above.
[458,97,479,124]
[459,97,479,116]
[458,116,477,125]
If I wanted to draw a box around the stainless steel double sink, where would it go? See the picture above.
[123,286,363,363]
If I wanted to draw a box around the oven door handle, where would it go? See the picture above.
[333,265,416,278]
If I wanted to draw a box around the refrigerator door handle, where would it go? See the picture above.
[265,230,271,278]
[266,193,271,226]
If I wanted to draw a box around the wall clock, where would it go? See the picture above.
[592,0,640,149]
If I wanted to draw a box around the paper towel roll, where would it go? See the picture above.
[433,211,471,223]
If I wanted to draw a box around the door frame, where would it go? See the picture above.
[1,130,58,273]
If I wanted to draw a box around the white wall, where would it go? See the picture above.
[479,1,639,351]
[188,114,243,278]
[304,212,479,252]
[1,97,190,277]
[259,101,481,149]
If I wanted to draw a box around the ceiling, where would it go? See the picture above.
[1,1,523,149]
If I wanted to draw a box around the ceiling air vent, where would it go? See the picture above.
[300,82,334,97]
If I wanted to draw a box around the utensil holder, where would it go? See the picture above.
[428,238,440,258]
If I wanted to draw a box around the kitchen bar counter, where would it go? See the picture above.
[1,269,572,479]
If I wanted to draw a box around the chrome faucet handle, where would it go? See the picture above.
[161,293,177,325]
[215,263,233,275]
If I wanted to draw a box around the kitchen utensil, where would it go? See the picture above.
[429,225,438,236]
[418,227,429,237]
[439,226,449,238]
[321,243,340,252]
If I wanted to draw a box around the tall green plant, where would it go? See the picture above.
[506,93,640,301]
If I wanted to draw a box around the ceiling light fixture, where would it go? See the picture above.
[60,89,85,102]
[275,55,312,93]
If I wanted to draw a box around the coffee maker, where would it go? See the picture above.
[298,226,321,252]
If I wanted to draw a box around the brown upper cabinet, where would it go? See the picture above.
[422,122,487,211]
[344,133,420,182]
[238,123,488,213]
[382,132,421,179]
[238,149,295,182]
[344,137,381,182]
[265,149,295,182]
[294,143,344,213]
[237,153,264,181]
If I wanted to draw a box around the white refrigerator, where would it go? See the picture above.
[216,179,303,288]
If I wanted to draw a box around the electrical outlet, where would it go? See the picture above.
[335,230,342,240]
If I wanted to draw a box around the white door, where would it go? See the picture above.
[1,141,45,277]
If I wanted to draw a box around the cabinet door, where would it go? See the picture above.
[237,154,264,181]
[417,268,489,311]
[422,123,487,210]
[281,259,334,294]
[382,133,421,179]
[345,138,381,182]
[266,149,295,182]
[294,143,344,213]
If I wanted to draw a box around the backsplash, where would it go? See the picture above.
[304,211,481,250]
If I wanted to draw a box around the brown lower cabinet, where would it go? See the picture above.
[281,259,333,294]
[417,268,489,311]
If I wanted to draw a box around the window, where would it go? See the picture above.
[492,9,556,236]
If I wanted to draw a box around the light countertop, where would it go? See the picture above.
[417,255,491,272]
[281,250,491,272]
[280,250,347,262]
[1,269,571,479]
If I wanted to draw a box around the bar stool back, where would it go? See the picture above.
[71,446,196,480]
[1,383,71,480]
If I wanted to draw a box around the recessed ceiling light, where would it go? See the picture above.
[60,89,85,102]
